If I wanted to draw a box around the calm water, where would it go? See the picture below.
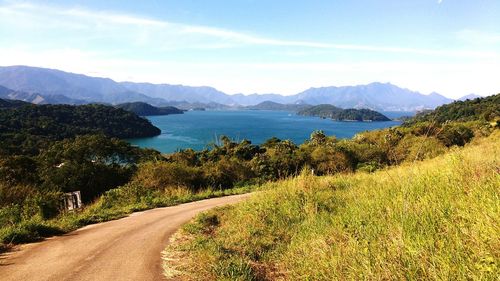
[128,110,405,153]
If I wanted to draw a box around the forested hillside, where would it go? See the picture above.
[0,103,160,155]
[0,98,29,109]
[407,93,499,124]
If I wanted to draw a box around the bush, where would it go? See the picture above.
[0,182,37,207]
[133,161,204,190]
[0,219,64,244]
[310,146,354,175]
[203,157,255,189]
[392,135,447,163]
[437,123,474,147]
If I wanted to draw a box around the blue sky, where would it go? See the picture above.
[0,0,499,98]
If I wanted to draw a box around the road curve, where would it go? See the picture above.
[0,193,251,281]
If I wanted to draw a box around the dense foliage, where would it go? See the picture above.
[116,102,184,116]
[298,104,391,121]
[0,103,161,155]
[407,93,500,124]
[0,98,30,109]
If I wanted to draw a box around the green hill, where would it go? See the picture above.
[407,93,500,124]
[0,98,30,109]
[0,103,160,155]
[298,104,391,121]
[116,102,184,116]
[164,132,500,280]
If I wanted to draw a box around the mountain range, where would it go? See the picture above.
[0,65,470,111]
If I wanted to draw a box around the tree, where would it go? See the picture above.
[38,135,143,202]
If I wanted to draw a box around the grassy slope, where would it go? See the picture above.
[166,131,499,280]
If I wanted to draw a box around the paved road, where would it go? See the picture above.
[0,194,250,281]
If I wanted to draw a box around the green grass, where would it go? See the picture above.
[0,184,254,249]
[165,131,500,280]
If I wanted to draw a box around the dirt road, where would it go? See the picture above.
[0,194,250,281]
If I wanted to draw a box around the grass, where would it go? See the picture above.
[0,184,255,251]
[164,131,500,280]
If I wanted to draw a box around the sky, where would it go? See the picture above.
[0,0,499,98]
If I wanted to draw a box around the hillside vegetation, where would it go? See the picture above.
[298,104,391,121]
[0,98,29,109]
[0,103,160,155]
[164,131,500,280]
[407,93,499,124]
[116,102,184,116]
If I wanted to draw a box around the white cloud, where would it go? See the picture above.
[0,2,498,59]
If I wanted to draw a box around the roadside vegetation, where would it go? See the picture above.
[164,131,499,280]
[1,94,498,254]
[0,180,252,246]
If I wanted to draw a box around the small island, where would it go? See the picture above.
[297,104,390,121]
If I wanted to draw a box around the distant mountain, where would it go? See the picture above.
[0,84,85,105]
[0,85,12,96]
[116,102,184,116]
[160,101,235,111]
[231,93,292,106]
[0,66,167,105]
[458,94,482,101]
[246,101,311,111]
[0,66,455,111]
[291,83,453,111]
[298,104,391,121]
[120,82,235,105]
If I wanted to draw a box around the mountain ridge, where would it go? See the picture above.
[0,65,454,111]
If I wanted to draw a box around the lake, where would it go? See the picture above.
[128,110,407,153]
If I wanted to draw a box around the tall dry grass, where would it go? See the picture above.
[167,131,499,280]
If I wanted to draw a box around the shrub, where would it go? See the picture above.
[392,135,447,163]
[203,157,255,189]
[133,161,204,190]
[437,123,474,147]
